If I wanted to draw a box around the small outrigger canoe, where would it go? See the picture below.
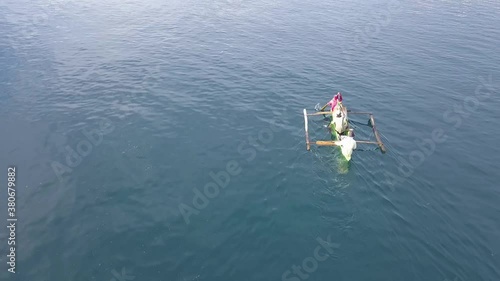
[303,92,386,161]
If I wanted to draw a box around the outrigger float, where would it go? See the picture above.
[303,92,386,161]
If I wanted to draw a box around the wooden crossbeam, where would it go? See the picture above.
[314,140,379,146]
[307,111,334,116]
[356,140,379,144]
[348,111,372,115]
[316,140,339,146]
[307,111,372,116]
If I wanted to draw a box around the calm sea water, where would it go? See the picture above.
[1,0,500,280]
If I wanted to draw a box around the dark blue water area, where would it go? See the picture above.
[0,0,500,281]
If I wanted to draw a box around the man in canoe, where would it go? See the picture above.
[328,92,349,136]
[327,92,343,113]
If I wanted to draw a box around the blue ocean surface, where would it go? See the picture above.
[1,0,500,280]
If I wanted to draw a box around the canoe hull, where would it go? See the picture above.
[328,103,355,161]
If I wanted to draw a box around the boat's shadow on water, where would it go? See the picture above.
[312,146,351,176]
[336,155,351,174]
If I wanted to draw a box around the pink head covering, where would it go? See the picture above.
[327,92,343,111]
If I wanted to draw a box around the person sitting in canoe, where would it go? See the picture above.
[328,92,348,135]
[327,92,343,113]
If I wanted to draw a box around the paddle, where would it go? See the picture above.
[319,102,329,111]
[314,102,330,119]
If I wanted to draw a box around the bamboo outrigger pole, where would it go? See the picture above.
[303,109,310,150]
[369,114,387,153]
[304,105,386,154]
